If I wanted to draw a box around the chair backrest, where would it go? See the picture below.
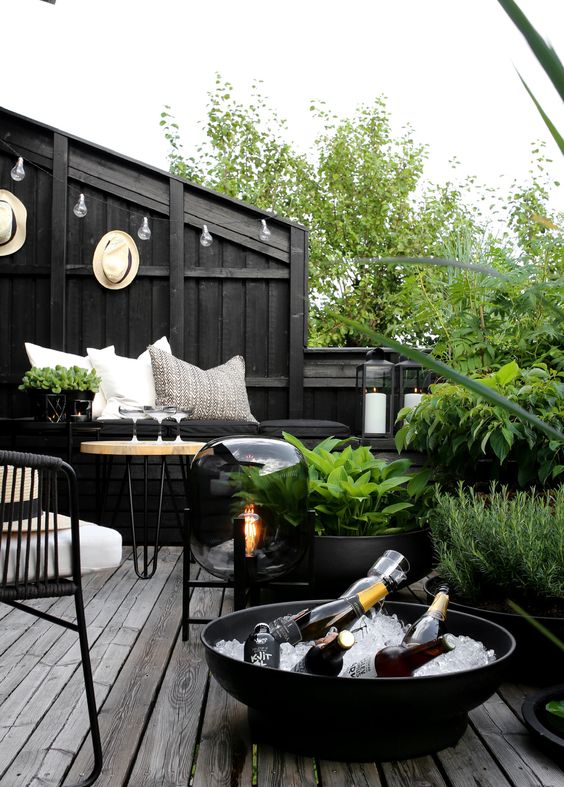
[0,450,81,594]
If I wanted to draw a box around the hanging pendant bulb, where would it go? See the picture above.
[73,193,88,218]
[259,218,272,242]
[10,157,25,182]
[200,224,213,247]
[138,216,151,240]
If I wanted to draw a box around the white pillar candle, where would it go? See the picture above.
[404,392,423,409]
[364,392,387,434]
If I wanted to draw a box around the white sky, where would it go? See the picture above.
[4,0,564,211]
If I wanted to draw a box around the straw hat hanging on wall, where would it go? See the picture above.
[0,190,27,256]
[92,230,139,290]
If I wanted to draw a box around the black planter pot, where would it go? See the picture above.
[312,527,433,594]
[522,684,564,765]
[424,576,564,685]
[201,600,515,762]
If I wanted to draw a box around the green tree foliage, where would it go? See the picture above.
[161,77,473,346]
[161,76,562,359]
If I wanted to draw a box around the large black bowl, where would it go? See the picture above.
[522,684,564,765]
[202,600,515,761]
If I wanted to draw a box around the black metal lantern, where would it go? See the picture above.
[189,436,310,584]
[396,358,434,414]
[356,349,396,438]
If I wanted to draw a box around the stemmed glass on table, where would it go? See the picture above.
[147,406,176,443]
[170,409,191,442]
[118,405,145,442]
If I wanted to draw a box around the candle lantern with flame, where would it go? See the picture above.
[355,348,395,438]
[396,358,435,413]
[188,436,310,589]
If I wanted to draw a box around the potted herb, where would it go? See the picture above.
[19,365,101,422]
[282,433,434,591]
[426,483,564,682]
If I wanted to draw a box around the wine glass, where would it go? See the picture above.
[171,409,191,442]
[118,405,145,443]
[148,407,176,443]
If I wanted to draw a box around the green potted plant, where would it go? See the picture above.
[281,433,434,591]
[395,361,564,490]
[19,365,101,422]
[425,483,564,682]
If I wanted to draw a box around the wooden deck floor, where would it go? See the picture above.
[0,547,562,787]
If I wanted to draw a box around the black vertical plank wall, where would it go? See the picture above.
[0,107,308,420]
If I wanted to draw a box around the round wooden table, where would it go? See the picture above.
[81,440,205,578]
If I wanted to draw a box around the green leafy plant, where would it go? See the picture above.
[429,484,564,610]
[282,433,432,536]
[19,365,101,393]
[396,361,564,488]
[230,462,308,529]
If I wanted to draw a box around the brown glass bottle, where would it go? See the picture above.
[270,569,405,645]
[401,585,449,646]
[346,633,456,678]
[291,630,355,676]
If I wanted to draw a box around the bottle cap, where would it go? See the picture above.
[254,623,271,634]
[337,630,355,650]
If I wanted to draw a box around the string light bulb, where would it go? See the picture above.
[200,224,213,247]
[10,157,25,182]
[259,218,272,242]
[73,193,87,218]
[138,216,151,240]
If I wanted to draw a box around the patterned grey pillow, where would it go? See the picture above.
[148,346,257,423]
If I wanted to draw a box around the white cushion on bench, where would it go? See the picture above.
[1,520,122,583]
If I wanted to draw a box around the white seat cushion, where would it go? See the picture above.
[1,520,122,583]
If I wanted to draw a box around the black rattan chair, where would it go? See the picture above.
[0,449,119,787]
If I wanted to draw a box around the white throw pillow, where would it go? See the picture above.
[88,336,171,418]
[24,342,114,419]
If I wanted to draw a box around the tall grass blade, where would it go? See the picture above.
[326,311,564,445]
[497,0,564,102]
[518,74,564,154]
[508,600,564,653]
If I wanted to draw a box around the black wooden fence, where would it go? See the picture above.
[0,107,309,423]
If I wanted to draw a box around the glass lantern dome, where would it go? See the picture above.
[189,436,309,581]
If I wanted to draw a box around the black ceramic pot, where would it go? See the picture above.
[424,576,564,685]
[312,527,433,594]
[522,684,564,765]
[201,600,515,762]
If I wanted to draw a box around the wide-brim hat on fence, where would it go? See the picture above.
[93,230,139,290]
[0,190,27,256]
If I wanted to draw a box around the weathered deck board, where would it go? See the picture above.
[65,553,183,786]
[0,548,561,787]
[129,573,223,787]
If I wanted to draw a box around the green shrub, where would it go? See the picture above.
[396,361,564,488]
[283,433,432,536]
[19,365,101,393]
[430,483,564,605]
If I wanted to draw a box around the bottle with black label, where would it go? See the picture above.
[292,629,355,676]
[269,557,407,645]
[244,622,280,668]
[346,633,456,678]
[401,585,449,646]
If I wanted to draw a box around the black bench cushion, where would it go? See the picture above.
[258,420,351,438]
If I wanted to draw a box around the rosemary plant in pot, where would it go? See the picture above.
[282,433,433,592]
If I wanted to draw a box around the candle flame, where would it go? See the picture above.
[244,504,260,555]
